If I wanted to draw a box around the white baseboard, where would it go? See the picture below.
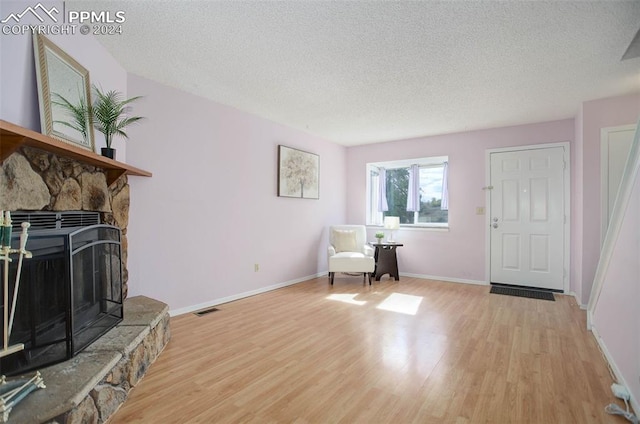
[591,325,639,416]
[400,273,487,286]
[568,291,587,309]
[169,272,326,317]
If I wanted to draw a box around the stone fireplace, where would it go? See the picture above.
[1,148,131,369]
[0,146,132,298]
[0,126,167,422]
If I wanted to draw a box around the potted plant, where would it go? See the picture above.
[92,85,144,159]
[375,231,384,244]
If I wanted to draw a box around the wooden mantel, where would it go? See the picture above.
[0,119,151,187]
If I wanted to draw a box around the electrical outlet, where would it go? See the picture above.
[476,207,485,215]
[254,263,259,272]
[611,383,630,400]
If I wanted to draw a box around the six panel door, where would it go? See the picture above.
[490,147,565,291]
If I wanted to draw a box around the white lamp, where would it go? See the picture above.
[383,216,400,242]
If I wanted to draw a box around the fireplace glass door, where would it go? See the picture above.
[1,224,123,376]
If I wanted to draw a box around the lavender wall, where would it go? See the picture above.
[592,145,640,410]
[585,94,640,409]
[0,1,40,131]
[578,93,640,305]
[0,0,127,158]
[125,74,347,313]
[345,119,574,284]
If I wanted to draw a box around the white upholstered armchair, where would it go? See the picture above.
[327,225,375,285]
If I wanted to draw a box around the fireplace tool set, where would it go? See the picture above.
[0,211,44,422]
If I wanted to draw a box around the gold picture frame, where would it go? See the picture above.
[33,34,95,151]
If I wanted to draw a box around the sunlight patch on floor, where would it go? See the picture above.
[326,293,367,305]
[376,293,423,315]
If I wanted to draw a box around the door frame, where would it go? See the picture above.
[600,124,635,246]
[484,142,571,293]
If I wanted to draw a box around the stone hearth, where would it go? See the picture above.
[7,296,170,423]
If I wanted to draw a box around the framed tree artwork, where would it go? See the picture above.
[278,145,319,199]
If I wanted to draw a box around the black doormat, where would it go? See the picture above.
[490,285,555,301]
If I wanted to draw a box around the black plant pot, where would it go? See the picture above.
[101,147,116,160]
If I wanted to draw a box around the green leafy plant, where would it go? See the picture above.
[375,231,384,240]
[51,92,92,142]
[92,85,144,149]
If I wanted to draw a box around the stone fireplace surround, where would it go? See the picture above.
[0,141,168,422]
[1,146,132,297]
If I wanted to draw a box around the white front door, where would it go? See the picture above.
[489,147,565,291]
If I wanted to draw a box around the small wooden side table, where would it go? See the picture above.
[370,242,403,281]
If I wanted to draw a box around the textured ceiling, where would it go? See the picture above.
[72,1,640,146]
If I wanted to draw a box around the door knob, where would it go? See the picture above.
[492,217,499,222]
[492,223,499,229]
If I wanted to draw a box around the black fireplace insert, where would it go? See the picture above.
[0,223,123,376]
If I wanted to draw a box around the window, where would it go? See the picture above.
[367,156,448,227]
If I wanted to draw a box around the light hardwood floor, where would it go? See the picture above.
[110,276,622,423]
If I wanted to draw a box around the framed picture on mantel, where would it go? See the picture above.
[277,145,319,199]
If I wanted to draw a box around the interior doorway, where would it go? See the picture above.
[600,124,635,246]
[487,144,569,292]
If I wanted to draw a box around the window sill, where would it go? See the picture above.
[367,224,449,232]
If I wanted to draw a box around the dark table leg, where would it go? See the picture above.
[373,246,400,281]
